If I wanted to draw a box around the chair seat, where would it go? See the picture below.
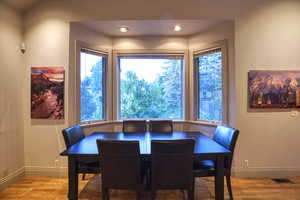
[193,160,216,177]
[194,160,215,170]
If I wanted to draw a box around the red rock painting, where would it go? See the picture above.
[31,67,65,119]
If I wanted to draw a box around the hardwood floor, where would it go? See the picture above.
[0,175,299,200]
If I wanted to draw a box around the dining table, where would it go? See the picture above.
[60,131,231,200]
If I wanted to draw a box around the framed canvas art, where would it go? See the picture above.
[31,66,65,119]
[248,70,300,108]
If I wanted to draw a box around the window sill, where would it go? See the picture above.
[79,120,122,128]
[79,120,220,128]
[183,120,220,127]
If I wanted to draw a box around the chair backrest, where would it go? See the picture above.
[151,139,195,190]
[213,125,239,169]
[213,125,239,152]
[123,120,147,133]
[96,140,141,189]
[62,125,85,148]
[149,120,173,133]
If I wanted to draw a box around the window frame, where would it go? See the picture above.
[75,41,111,124]
[190,41,228,124]
[112,50,189,120]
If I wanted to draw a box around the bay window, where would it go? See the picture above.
[79,48,107,122]
[75,41,227,124]
[193,44,227,123]
[118,55,184,119]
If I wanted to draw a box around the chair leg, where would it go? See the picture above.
[102,188,109,200]
[180,190,186,200]
[188,186,194,200]
[106,189,110,200]
[136,191,141,200]
[101,188,105,200]
[82,173,86,180]
[226,174,233,200]
[144,169,150,189]
[150,190,156,200]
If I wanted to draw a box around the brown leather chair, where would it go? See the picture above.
[96,140,145,200]
[194,125,239,200]
[149,120,173,133]
[123,120,147,133]
[151,139,195,200]
[62,125,100,180]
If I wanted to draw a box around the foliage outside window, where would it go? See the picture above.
[195,49,223,122]
[119,56,184,119]
[80,49,106,122]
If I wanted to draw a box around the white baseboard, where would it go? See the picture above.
[233,167,300,178]
[0,167,25,191]
[25,166,68,177]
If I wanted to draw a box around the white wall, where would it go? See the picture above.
[23,18,69,175]
[21,0,300,178]
[23,19,233,175]
[235,0,300,177]
[0,2,25,189]
[23,20,113,175]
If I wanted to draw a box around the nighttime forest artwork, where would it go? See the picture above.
[248,70,300,108]
[31,67,65,119]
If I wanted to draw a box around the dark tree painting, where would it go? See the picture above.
[31,67,65,119]
[248,70,300,108]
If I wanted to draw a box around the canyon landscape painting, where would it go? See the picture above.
[31,67,65,119]
[248,70,300,108]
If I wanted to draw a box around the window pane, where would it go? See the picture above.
[80,51,105,122]
[197,51,222,121]
[119,57,183,119]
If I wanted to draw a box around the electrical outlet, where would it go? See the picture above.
[244,160,249,168]
[54,159,59,168]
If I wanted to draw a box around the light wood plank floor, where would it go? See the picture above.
[0,176,299,200]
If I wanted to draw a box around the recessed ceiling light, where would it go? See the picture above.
[174,25,182,32]
[120,27,129,33]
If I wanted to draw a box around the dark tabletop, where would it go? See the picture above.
[61,132,231,158]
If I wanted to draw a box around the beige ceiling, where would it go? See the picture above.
[80,20,225,37]
[3,0,40,12]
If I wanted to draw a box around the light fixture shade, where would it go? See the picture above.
[120,27,129,33]
[174,25,182,32]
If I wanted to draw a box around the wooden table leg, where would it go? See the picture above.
[215,156,224,200]
[68,157,78,200]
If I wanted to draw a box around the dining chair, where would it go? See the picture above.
[62,125,100,180]
[150,139,195,200]
[123,120,147,133]
[193,125,239,200]
[96,140,145,200]
[149,120,173,133]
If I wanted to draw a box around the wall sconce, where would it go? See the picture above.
[20,43,26,54]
